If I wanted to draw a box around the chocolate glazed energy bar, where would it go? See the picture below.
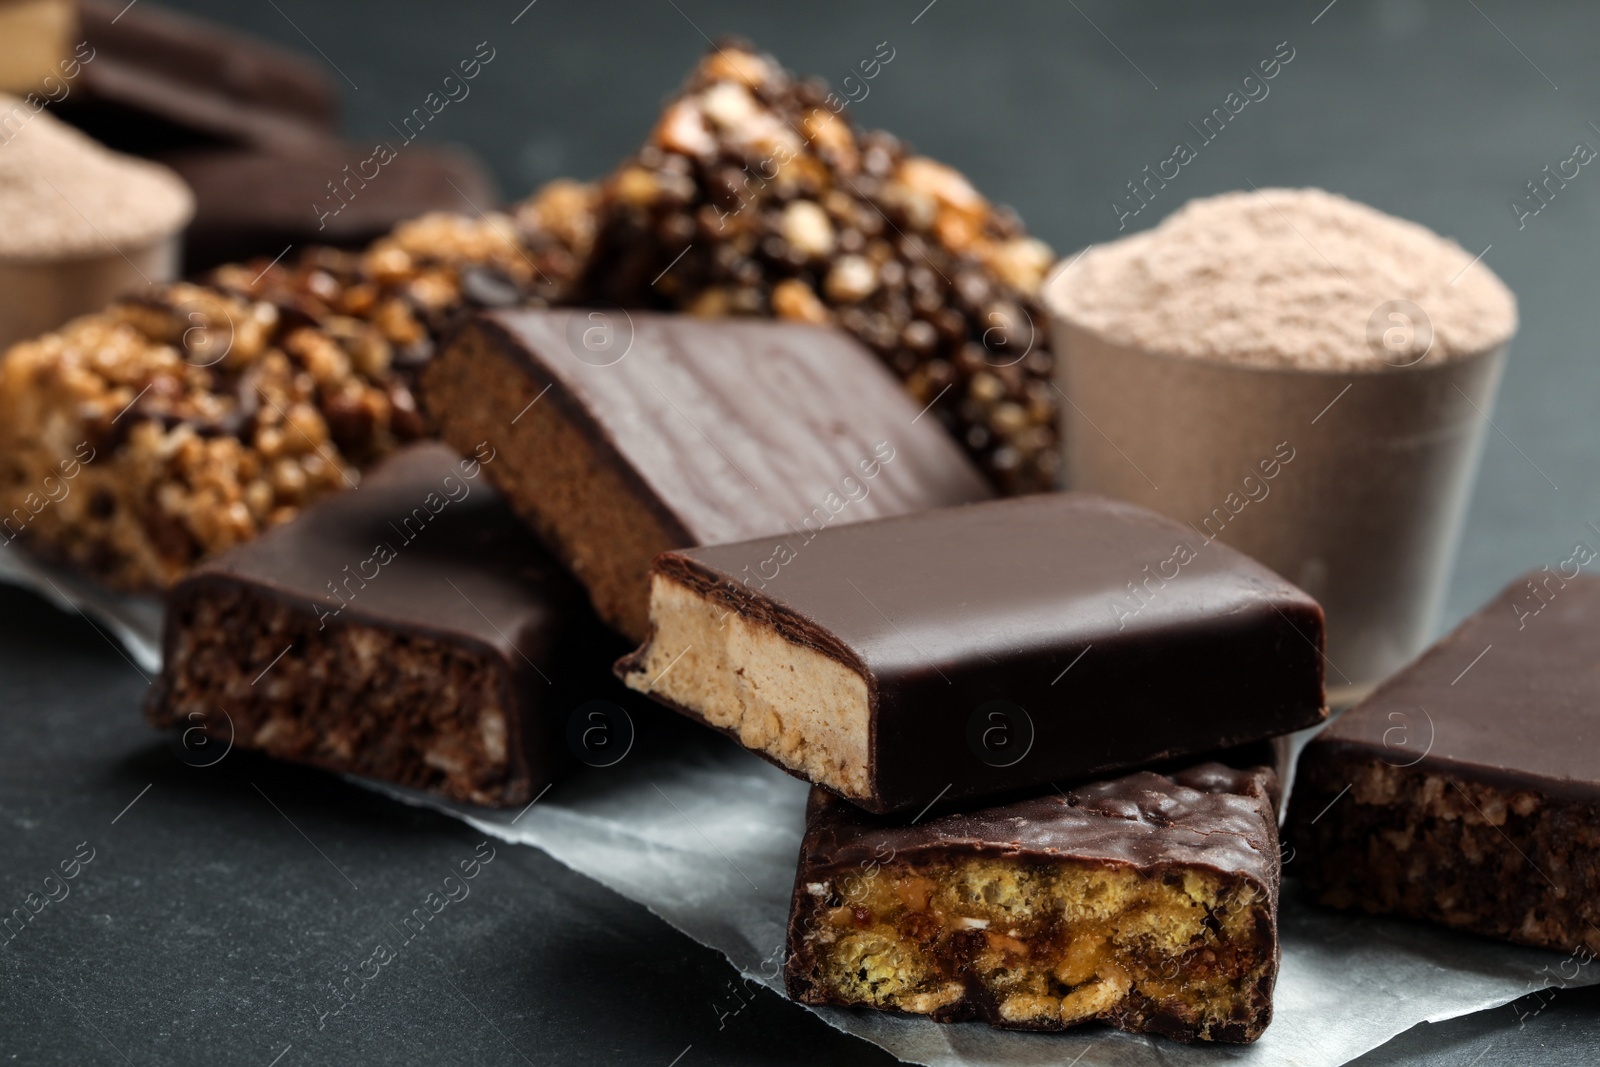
[147,443,606,806]
[423,308,993,641]
[1289,572,1600,953]
[618,493,1327,814]
[786,763,1283,1042]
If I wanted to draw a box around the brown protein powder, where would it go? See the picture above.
[0,92,193,262]
[1052,188,1517,371]
[1046,187,1521,700]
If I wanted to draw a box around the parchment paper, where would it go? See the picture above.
[362,727,1592,1067]
[3,557,1591,1066]
[0,546,163,673]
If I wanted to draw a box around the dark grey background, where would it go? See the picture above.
[4,0,1599,1063]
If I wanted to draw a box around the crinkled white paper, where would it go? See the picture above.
[361,729,1593,1067]
[6,563,1591,1066]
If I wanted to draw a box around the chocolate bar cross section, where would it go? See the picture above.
[618,492,1327,813]
[423,309,994,641]
[1289,571,1600,953]
[786,762,1283,1042]
[147,442,602,806]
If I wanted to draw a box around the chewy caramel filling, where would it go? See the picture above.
[622,573,874,800]
[795,855,1270,1037]
[151,584,522,805]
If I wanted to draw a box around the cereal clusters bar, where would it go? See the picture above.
[581,42,1058,493]
[0,185,596,590]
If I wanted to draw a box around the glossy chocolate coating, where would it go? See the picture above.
[474,308,995,548]
[1303,571,1600,802]
[645,493,1326,813]
[152,443,592,797]
[180,443,572,656]
[795,763,1280,882]
[1288,572,1600,952]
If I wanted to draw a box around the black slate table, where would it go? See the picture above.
[5,0,1600,1062]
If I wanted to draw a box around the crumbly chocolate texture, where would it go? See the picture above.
[158,583,538,804]
[786,764,1282,1043]
[579,40,1058,494]
[424,308,993,641]
[146,443,595,806]
[0,182,597,592]
[619,493,1326,814]
[1288,572,1600,954]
